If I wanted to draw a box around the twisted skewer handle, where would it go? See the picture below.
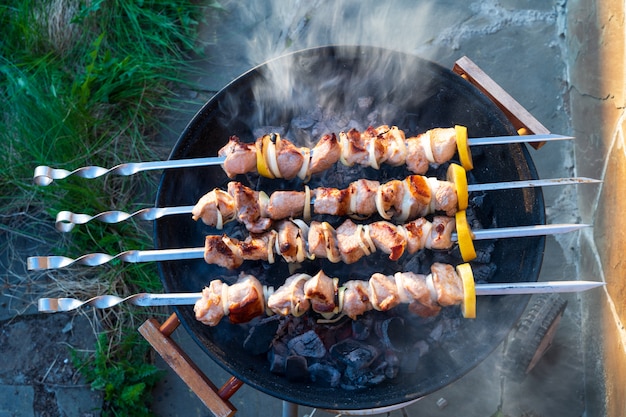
[55,206,195,232]
[33,156,225,186]
[27,248,205,270]
[38,293,202,312]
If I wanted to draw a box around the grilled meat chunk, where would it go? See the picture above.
[275,135,305,180]
[342,280,372,320]
[303,270,337,314]
[194,280,226,326]
[267,274,310,316]
[309,133,341,175]
[368,221,406,261]
[369,273,401,311]
[218,136,257,178]
[228,182,272,233]
[431,262,464,306]
[227,274,265,324]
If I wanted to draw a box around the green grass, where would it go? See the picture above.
[0,0,222,414]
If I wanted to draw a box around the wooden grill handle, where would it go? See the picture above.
[139,313,243,417]
[453,56,550,149]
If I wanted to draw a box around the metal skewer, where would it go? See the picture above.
[27,223,589,270]
[33,133,573,186]
[53,177,600,232]
[37,280,604,313]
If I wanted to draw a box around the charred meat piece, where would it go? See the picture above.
[227,274,265,324]
[339,128,370,167]
[218,136,257,178]
[204,235,244,270]
[368,221,406,261]
[276,220,303,263]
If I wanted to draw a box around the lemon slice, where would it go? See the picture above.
[456,263,476,318]
[455,125,473,171]
[455,210,476,262]
[447,163,468,211]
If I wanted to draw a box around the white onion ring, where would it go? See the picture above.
[375,187,393,220]
[421,133,435,163]
[339,132,352,166]
[267,231,276,264]
[362,224,376,254]
[397,179,412,223]
[297,148,311,180]
[427,177,439,214]
[303,185,311,222]
[367,138,379,169]
[394,272,411,304]
[356,224,371,256]
[215,206,223,230]
[323,222,341,263]
[267,137,281,178]
[221,282,230,317]
[426,273,438,304]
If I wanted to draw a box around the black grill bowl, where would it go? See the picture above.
[154,46,545,410]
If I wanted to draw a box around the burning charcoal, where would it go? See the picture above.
[287,330,327,359]
[268,341,289,375]
[309,363,341,387]
[253,125,286,139]
[285,355,309,383]
[330,339,379,369]
[384,350,400,379]
[374,317,408,352]
[399,347,422,374]
[472,242,495,265]
[470,262,497,282]
[351,320,370,341]
[243,316,280,355]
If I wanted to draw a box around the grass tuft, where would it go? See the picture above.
[1,0,222,414]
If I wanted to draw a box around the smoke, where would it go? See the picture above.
[233,0,437,65]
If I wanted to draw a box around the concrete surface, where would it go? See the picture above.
[3,0,620,416]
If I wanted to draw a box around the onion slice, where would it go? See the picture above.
[375,187,393,220]
[339,132,353,166]
[303,185,311,222]
[421,132,435,163]
[297,147,311,180]
[266,134,281,178]
[221,282,230,317]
